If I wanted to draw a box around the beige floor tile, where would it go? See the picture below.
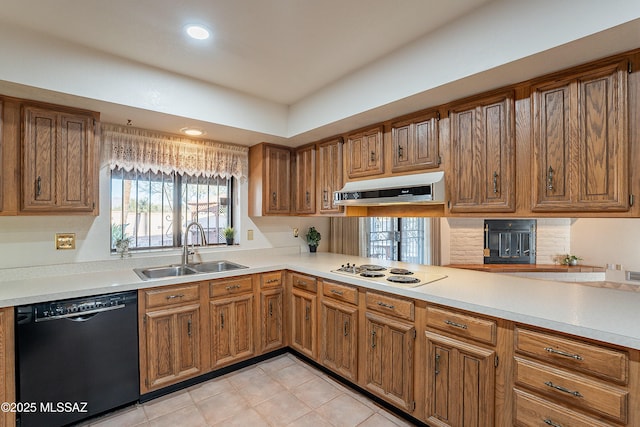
[142,390,194,421]
[196,388,249,425]
[315,394,375,427]
[268,362,317,389]
[148,404,207,427]
[89,405,147,426]
[287,411,335,427]
[188,377,234,403]
[236,371,287,406]
[226,365,267,390]
[254,390,312,426]
[258,354,298,374]
[376,409,416,427]
[357,413,406,427]
[212,408,271,427]
[292,376,343,409]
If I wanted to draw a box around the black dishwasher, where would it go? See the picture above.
[16,291,139,427]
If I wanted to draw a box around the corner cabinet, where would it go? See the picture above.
[317,138,344,214]
[248,143,291,216]
[260,271,284,353]
[531,59,630,212]
[293,144,316,214]
[448,92,515,213]
[345,126,384,179]
[21,105,99,214]
[290,273,318,360]
[391,111,440,173]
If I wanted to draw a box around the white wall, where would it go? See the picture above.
[0,163,329,270]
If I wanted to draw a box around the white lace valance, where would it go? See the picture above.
[102,124,249,181]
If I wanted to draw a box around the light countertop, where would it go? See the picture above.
[1,250,639,350]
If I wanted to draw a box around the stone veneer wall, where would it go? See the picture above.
[447,218,571,265]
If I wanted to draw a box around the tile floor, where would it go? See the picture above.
[82,354,417,427]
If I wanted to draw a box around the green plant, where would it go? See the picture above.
[562,254,582,265]
[306,226,321,247]
[111,223,132,247]
[223,227,235,239]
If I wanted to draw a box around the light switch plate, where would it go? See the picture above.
[55,233,76,250]
[247,229,254,240]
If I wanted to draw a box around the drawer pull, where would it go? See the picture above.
[165,294,184,300]
[265,278,279,284]
[296,280,308,286]
[444,319,468,329]
[544,347,583,361]
[544,381,583,398]
[377,301,395,309]
[225,284,241,291]
[543,419,563,427]
[331,289,344,296]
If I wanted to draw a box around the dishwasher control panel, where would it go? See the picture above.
[21,292,135,322]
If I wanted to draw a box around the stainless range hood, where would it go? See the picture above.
[334,171,445,206]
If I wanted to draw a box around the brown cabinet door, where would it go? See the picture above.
[144,304,201,391]
[425,331,496,427]
[346,126,384,178]
[22,107,56,210]
[265,145,291,214]
[449,93,515,213]
[533,60,629,212]
[294,145,316,214]
[291,288,317,359]
[364,312,415,412]
[210,294,254,368]
[261,288,283,352]
[317,138,344,214]
[321,299,358,381]
[391,113,440,173]
[57,113,95,210]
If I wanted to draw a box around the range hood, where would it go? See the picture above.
[334,171,445,206]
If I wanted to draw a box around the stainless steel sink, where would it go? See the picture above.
[134,260,248,280]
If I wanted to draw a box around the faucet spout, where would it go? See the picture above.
[182,222,207,265]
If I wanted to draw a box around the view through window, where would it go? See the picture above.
[361,217,432,264]
[110,168,232,251]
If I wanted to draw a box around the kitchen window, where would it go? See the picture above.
[360,217,438,264]
[110,168,233,251]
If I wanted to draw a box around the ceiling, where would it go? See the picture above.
[0,1,639,147]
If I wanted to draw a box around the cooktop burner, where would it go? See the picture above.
[360,271,385,278]
[389,268,413,275]
[386,275,420,284]
[359,264,387,271]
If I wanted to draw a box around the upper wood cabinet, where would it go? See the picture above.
[248,143,291,216]
[345,126,384,179]
[21,105,98,214]
[531,60,629,212]
[317,138,344,214]
[391,112,440,173]
[448,91,515,213]
[293,144,316,214]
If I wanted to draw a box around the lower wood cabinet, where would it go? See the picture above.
[424,331,496,427]
[291,287,317,359]
[320,298,358,381]
[0,308,15,427]
[364,311,416,412]
[210,293,254,369]
[261,287,284,352]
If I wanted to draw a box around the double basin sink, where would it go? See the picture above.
[134,260,248,280]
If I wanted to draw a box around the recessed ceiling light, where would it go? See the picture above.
[185,25,210,40]
[180,127,205,137]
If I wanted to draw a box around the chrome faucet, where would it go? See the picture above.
[182,222,207,265]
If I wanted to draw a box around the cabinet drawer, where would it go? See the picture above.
[366,291,414,321]
[514,388,612,427]
[426,306,496,345]
[514,357,628,423]
[210,276,253,298]
[291,273,317,293]
[323,281,358,305]
[144,284,200,309]
[515,327,628,383]
[261,271,283,288]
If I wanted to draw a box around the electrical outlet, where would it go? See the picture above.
[247,229,254,241]
[293,228,299,238]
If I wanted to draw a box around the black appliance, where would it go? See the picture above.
[16,291,139,427]
[484,219,536,264]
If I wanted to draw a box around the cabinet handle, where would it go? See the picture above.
[225,284,241,291]
[344,320,349,336]
[370,151,375,162]
[544,381,583,398]
[35,176,42,197]
[187,318,192,337]
[272,191,277,203]
[547,166,554,190]
[398,146,403,158]
[330,289,344,296]
[165,294,184,300]
[221,312,225,329]
[543,419,563,427]
[444,319,468,329]
[492,171,499,194]
[377,301,395,309]
[265,278,279,284]
[269,301,273,317]
[544,347,583,361]
[435,353,440,375]
[371,330,376,348]
[305,191,310,204]
[323,190,328,202]
[305,306,310,321]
